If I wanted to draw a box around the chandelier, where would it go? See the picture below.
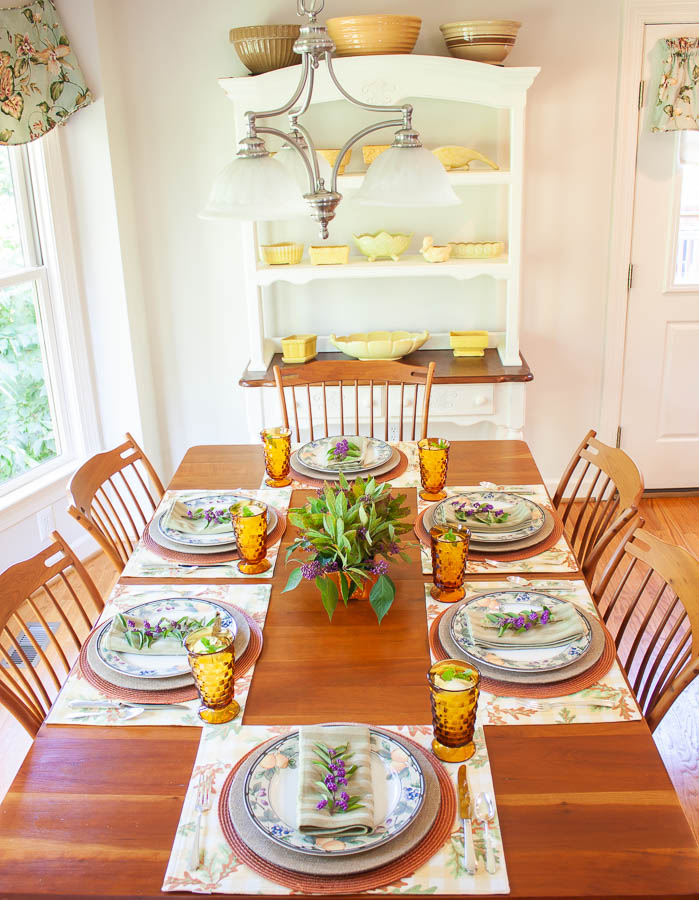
[202,0,460,239]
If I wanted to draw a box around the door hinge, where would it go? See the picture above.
[638,80,645,109]
[627,263,634,290]
[616,426,622,449]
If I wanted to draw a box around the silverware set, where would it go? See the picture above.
[67,699,192,720]
[458,764,497,875]
[190,775,212,870]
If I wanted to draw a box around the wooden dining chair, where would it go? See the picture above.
[0,532,105,736]
[68,432,165,573]
[273,359,436,443]
[591,520,699,731]
[553,429,644,580]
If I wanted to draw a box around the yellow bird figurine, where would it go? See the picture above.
[432,145,499,171]
[421,236,452,263]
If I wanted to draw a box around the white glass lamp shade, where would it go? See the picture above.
[277,144,333,191]
[200,154,306,221]
[356,145,461,207]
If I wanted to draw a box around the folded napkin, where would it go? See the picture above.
[104,613,189,655]
[466,603,584,648]
[317,437,368,470]
[164,499,236,536]
[447,495,532,534]
[297,725,374,836]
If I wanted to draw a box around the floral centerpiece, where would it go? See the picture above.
[283,472,412,623]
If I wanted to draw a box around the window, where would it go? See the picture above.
[674,132,699,285]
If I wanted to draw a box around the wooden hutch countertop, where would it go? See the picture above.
[240,349,533,387]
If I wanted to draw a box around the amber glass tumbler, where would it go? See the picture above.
[427,658,480,762]
[430,526,470,602]
[186,626,240,724]
[261,427,292,487]
[418,438,450,501]
[232,504,271,574]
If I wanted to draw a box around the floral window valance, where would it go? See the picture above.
[0,0,91,144]
[651,37,699,132]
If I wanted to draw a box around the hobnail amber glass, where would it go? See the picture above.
[427,658,480,762]
[418,438,450,501]
[430,526,470,602]
[186,626,240,724]
[232,504,271,574]
[261,426,292,487]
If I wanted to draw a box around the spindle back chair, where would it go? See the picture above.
[553,429,644,580]
[0,532,104,736]
[68,432,165,573]
[273,359,436,443]
[592,521,699,731]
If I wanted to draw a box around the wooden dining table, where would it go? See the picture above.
[0,441,697,899]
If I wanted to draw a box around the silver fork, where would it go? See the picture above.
[189,776,212,871]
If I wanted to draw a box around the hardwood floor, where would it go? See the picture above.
[0,498,697,843]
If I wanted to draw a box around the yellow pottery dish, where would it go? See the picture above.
[309,244,350,265]
[259,242,304,265]
[317,148,352,174]
[330,330,429,360]
[432,146,499,171]
[326,15,421,57]
[229,25,301,74]
[421,236,452,264]
[448,241,505,259]
[281,334,317,364]
[449,331,489,357]
[354,231,413,262]
[362,145,391,166]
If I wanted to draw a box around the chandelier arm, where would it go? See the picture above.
[325,51,413,121]
[245,54,310,128]
[329,119,403,192]
[289,120,321,183]
[289,56,315,119]
[255,125,316,192]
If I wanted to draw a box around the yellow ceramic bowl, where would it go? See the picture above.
[309,245,350,265]
[317,148,352,174]
[230,25,301,74]
[330,330,429,360]
[259,242,304,265]
[440,20,521,65]
[362,144,391,166]
[354,231,413,262]
[448,241,505,259]
[281,334,317,364]
[449,331,489,357]
[326,15,421,56]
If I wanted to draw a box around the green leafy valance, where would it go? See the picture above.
[0,0,91,144]
[651,37,699,132]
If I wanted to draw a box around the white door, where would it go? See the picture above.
[620,24,699,488]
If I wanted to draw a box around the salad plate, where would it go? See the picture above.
[157,494,277,548]
[95,597,235,679]
[297,436,392,474]
[243,728,425,856]
[433,490,546,544]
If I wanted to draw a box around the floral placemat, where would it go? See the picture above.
[418,485,579,575]
[162,723,509,895]
[45,583,271,727]
[122,488,292,579]
[424,580,642,726]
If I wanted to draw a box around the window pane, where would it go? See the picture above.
[0,282,58,485]
[0,147,26,274]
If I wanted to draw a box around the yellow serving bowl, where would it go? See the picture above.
[440,20,521,65]
[317,148,352,174]
[230,25,301,74]
[449,331,489,357]
[309,245,350,265]
[281,334,317,364]
[326,15,421,56]
[448,241,505,259]
[259,242,304,265]
[330,330,429,360]
[354,231,413,262]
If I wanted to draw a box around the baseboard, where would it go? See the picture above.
[642,488,699,498]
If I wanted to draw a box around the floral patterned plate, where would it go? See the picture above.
[297,436,393,475]
[95,597,235,679]
[450,591,593,673]
[157,494,277,548]
[433,490,545,544]
[243,729,425,856]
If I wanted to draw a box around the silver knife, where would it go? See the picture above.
[68,699,191,711]
[458,764,476,875]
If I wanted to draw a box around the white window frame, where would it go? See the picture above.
[0,130,99,528]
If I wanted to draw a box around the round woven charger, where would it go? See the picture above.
[218,730,456,893]
[290,448,409,489]
[78,606,263,704]
[429,606,616,698]
[414,505,563,562]
[142,510,287,565]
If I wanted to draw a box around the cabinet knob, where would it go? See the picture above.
[474,394,488,407]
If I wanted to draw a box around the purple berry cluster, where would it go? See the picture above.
[312,742,363,816]
[331,438,349,460]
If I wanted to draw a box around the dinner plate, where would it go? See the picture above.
[243,728,425,856]
[297,436,392,475]
[154,498,278,552]
[157,493,268,547]
[433,490,546,544]
[449,591,593,673]
[95,597,236,679]
[291,447,400,483]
